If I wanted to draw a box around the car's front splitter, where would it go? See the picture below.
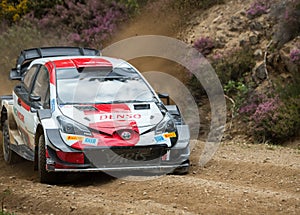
[45,129,190,173]
[49,162,190,174]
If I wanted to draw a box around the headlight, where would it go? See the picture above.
[155,113,176,134]
[57,116,92,136]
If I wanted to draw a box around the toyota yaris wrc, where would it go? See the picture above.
[0,47,190,183]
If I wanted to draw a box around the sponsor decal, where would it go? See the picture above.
[13,107,17,116]
[66,136,98,146]
[14,107,25,123]
[83,137,98,146]
[18,111,25,123]
[66,135,84,141]
[154,135,165,143]
[161,150,170,161]
[99,113,141,120]
[163,132,176,138]
[154,132,176,144]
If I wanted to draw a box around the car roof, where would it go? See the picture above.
[30,56,128,69]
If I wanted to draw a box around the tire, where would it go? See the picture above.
[2,121,20,164]
[38,134,56,184]
[172,160,190,175]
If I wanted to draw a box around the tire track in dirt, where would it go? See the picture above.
[198,159,299,194]
[0,140,299,214]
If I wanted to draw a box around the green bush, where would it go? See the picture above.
[224,79,250,115]
[187,47,255,105]
[274,98,300,139]
[253,97,300,143]
[25,0,132,47]
[117,0,140,13]
[0,211,15,215]
[27,0,63,18]
[0,0,29,23]
[212,48,255,85]
[239,92,300,143]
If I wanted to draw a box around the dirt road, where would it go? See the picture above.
[0,137,299,214]
[0,1,299,214]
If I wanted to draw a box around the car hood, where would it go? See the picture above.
[59,103,164,135]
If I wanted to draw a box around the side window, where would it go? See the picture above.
[32,66,50,108]
[23,65,38,90]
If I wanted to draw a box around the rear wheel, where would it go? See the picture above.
[2,121,19,164]
[38,134,56,184]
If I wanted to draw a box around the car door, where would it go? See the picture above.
[31,66,50,111]
[26,65,50,149]
[13,64,50,150]
[13,64,40,148]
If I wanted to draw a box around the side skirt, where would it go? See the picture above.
[8,129,34,161]
[10,143,34,161]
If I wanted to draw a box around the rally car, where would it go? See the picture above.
[0,47,190,183]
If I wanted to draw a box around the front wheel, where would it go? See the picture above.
[38,134,56,184]
[172,160,190,175]
[2,121,19,164]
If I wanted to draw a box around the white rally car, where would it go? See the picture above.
[0,47,190,183]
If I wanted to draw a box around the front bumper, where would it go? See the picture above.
[51,162,190,173]
[45,128,190,173]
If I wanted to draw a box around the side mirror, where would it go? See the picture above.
[29,94,41,102]
[158,93,170,105]
[10,68,22,80]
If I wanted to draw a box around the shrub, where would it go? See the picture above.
[271,0,300,46]
[117,0,140,13]
[0,0,29,23]
[290,47,300,65]
[246,0,271,18]
[224,79,250,114]
[193,37,215,57]
[26,0,128,47]
[187,47,255,105]
[27,0,63,18]
[212,47,255,84]
[239,92,300,143]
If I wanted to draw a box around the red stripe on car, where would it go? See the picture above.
[53,59,76,68]
[72,58,112,68]
[45,62,56,85]
[20,100,30,111]
[82,104,131,115]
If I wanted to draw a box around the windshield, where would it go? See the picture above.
[56,65,155,104]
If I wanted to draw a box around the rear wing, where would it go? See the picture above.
[10,47,101,80]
